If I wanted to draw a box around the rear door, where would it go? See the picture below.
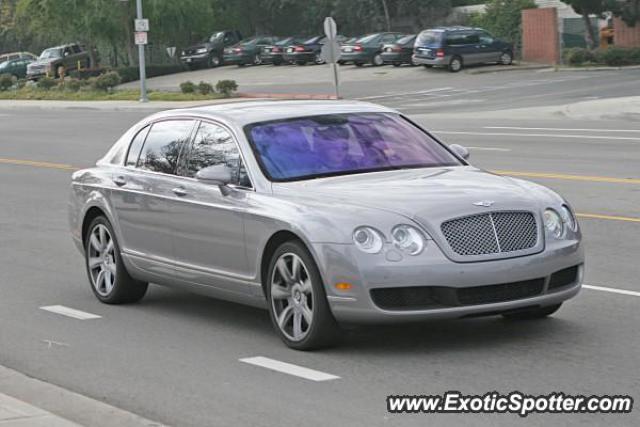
[110,119,196,275]
[169,120,253,290]
[447,31,481,65]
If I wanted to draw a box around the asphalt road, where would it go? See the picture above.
[1,72,639,426]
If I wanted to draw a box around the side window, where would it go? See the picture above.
[446,33,465,46]
[186,122,251,187]
[466,32,480,44]
[479,31,494,44]
[72,45,82,53]
[126,126,150,167]
[138,120,194,174]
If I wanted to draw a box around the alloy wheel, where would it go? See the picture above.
[373,54,384,66]
[87,224,116,297]
[314,53,325,65]
[270,253,314,342]
[254,54,262,65]
[500,52,512,65]
[450,57,462,72]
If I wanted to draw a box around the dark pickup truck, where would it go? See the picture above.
[26,43,90,80]
[180,30,243,69]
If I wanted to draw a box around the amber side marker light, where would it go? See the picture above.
[335,283,353,291]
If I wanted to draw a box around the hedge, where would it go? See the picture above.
[564,47,640,67]
[69,64,186,83]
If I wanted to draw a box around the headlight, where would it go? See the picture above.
[353,226,384,254]
[544,208,564,239]
[196,48,208,54]
[391,224,426,255]
[560,205,578,232]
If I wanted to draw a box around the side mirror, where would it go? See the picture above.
[450,144,470,160]
[195,164,233,186]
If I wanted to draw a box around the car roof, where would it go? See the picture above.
[157,100,397,127]
[421,26,482,33]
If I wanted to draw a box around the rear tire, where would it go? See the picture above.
[266,240,341,350]
[372,54,384,66]
[448,56,463,72]
[502,304,562,320]
[84,216,148,304]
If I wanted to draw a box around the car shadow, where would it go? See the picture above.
[135,285,583,354]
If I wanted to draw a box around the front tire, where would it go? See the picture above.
[266,240,340,350]
[84,216,148,304]
[208,54,221,68]
[502,303,562,320]
[372,53,384,66]
[500,51,513,65]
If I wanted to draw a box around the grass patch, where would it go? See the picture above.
[0,87,228,101]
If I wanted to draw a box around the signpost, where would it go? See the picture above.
[135,0,148,102]
[323,17,341,99]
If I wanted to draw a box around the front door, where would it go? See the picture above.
[169,120,252,291]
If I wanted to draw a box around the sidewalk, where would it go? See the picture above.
[0,365,164,427]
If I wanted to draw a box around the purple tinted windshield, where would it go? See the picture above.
[245,113,462,181]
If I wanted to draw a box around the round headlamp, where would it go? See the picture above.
[391,225,426,256]
[353,226,384,254]
[544,209,564,239]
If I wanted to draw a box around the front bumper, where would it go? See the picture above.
[312,239,584,324]
[412,54,449,66]
[180,53,208,65]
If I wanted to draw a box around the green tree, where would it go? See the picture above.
[609,0,640,27]
[469,0,537,53]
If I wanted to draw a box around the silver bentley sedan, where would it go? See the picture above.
[69,100,584,350]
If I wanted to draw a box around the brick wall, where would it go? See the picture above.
[522,8,560,64]
[614,17,640,48]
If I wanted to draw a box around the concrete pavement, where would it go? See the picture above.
[0,70,638,426]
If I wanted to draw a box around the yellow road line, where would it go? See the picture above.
[576,213,640,223]
[0,158,77,171]
[493,170,640,185]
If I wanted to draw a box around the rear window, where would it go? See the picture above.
[396,35,416,45]
[357,34,381,44]
[417,31,443,46]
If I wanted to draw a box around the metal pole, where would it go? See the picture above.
[332,62,340,99]
[136,0,148,102]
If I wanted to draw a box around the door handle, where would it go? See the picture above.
[172,187,188,197]
[113,176,127,187]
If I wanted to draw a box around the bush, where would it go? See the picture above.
[563,48,597,66]
[69,68,107,80]
[197,81,214,95]
[216,79,238,97]
[37,77,57,90]
[92,71,121,91]
[0,73,13,91]
[64,78,83,92]
[595,47,640,67]
[180,81,195,93]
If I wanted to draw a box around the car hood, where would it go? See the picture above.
[272,166,557,230]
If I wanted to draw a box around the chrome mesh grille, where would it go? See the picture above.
[441,212,538,256]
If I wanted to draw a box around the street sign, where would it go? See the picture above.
[323,17,337,40]
[321,41,341,64]
[135,18,149,32]
[166,47,176,58]
[134,31,148,46]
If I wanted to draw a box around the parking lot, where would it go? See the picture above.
[1,67,639,426]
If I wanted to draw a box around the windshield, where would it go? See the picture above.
[208,32,224,42]
[416,31,443,46]
[397,35,416,45]
[245,113,462,182]
[356,34,380,44]
[40,48,62,59]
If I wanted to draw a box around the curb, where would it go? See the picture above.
[0,365,165,427]
[549,64,640,72]
[465,64,552,75]
[238,92,338,100]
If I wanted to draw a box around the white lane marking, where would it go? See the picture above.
[466,146,512,152]
[40,305,102,320]
[433,131,640,143]
[485,126,640,133]
[583,284,640,297]
[239,356,340,382]
[357,87,454,100]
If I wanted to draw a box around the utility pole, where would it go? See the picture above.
[135,0,148,102]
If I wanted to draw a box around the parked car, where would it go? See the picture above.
[282,35,346,65]
[0,51,37,65]
[180,30,243,69]
[413,27,513,72]
[381,34,417,66]
[27,43,90,80]
[340,32,404,66]
[259,37,306,65]
[223,36,279,66]
[69,100,584,350]
[0,57,34,79]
